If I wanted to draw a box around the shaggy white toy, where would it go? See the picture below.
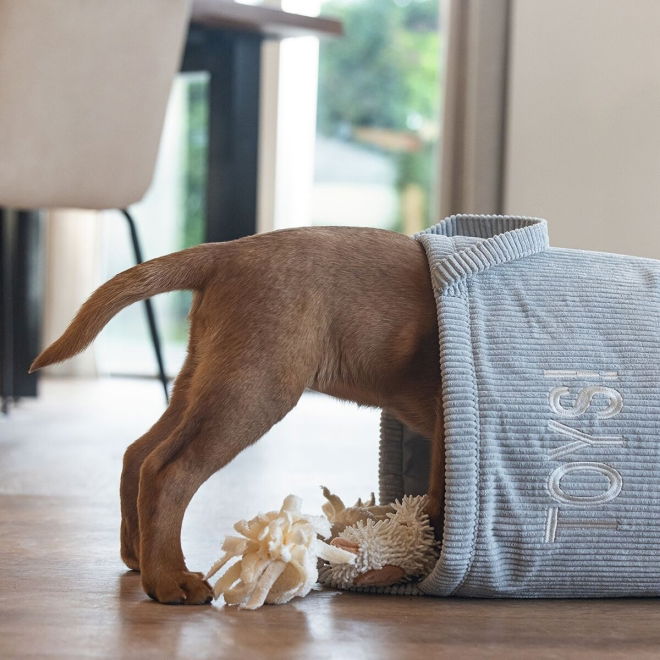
[205,494,355,609]
[207,490,439,609]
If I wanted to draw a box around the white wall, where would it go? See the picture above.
[504,0,660,258]
[256,0,321,233]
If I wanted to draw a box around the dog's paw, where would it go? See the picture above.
[120,520,141,571]
[142,570,213,605]
[120,539,141,572]
[121,552,141,572]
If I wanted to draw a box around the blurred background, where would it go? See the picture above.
[95,0,443,377]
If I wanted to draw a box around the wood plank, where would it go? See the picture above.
[191,0,343,39]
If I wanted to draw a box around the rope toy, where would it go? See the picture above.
[205,494,355,609]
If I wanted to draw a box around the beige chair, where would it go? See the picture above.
[0,0,192,404]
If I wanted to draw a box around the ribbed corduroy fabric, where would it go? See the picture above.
[379,215,660,598]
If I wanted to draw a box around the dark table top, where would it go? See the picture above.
[191,0,343,39]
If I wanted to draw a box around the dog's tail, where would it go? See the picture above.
[29,244,217,372]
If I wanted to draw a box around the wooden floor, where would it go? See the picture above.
[2,378,660,659]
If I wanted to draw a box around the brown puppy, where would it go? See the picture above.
[30,226,444,605]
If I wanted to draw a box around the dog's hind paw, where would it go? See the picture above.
[143,570,213,605]
[120,520,141,571]
[121,553,141,572]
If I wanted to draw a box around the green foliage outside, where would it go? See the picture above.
[182,75,208,250]
[318,0,441,230]
[166,4,441,341]
[171,75,208,336]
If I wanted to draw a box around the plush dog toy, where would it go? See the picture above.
[319,489,439,591]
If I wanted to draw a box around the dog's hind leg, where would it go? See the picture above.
[119,360,196,571]
[136,360,308,604]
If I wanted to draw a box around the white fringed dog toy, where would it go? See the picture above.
[205,494,355,609]
[206,489,439,609]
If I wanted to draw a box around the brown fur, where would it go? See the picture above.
[31,226,444,604]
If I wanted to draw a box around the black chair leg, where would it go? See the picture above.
[0,209,14,414]
[120,209,169,403]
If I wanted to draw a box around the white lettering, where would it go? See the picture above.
[542,369,623,543]
[548,385,623,419]
[544,507,619,543]
[547,420,625,461]
[548,462,623,505]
